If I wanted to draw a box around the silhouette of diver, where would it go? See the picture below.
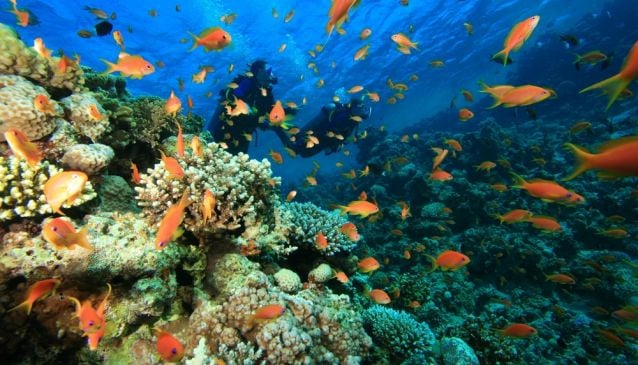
[204,60,371,156]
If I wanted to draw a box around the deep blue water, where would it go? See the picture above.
[2,0,636,182]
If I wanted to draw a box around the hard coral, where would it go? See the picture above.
[0,75,61,141]
[0,155,96,221]
[60,92,110,141]
[61,143,114,175]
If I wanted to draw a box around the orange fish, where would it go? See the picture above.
[479,81,515,107]
[545,273,575,285]
[188,27,232,52]
[391,33,418,49]
[612,307,638,322]
[496,323,538,338]
[597,228,629,239]
[33,94,56,115]
[112,30,124,49]
[430,168,453,181]
[87,104,104,122]
[494,209,533,224]
[201,190,215,224]
[4,128,42,167]
[431,147,449,171]
[580,41,638,110]
[33,38,51,59]
[490,184,508,192]
[337,200,379,217]
[68,284,111,350]
[42,218,92,250]
[339,222,360,241]
[44,171,88,215]
[57,54,75,74]
[526,215,562,233]
[357,257,380,273]
[268,100,292,129]
[154,189,190,250]
[492,16,540,65]
[130,162,141,184]
[493,85,553,108]
[564,136,638,180]
[269,150,283,164]
[597,329,625,348]
[306,175,318,186]
[426,250,470,272]
[334,271,349,283]
[458,108,474,121]
[190,136,203,157]
[9,278,61,314]
[326,0,360,36]
[192,66,213,83]
[511,172,584,205]
[285,190,297,202]
[160,151,185,179]
[359,28,372,40]
[367,289,391,304]
[461,89,474,102]
[155,328,184,362]
[475,161,496,172]
[174,122,184,157]
[407,300,421,308]
[316,231,328,250]
[398,201,411,220]
[101,52,155,79]
[165,91,182,117]
[11,6,34,27]
[354,44,370,61]
[248,304,286,325]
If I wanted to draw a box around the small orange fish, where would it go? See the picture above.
[334,271,349,283]
[359,28,372,40]
[112,30,124,49]
[526,215,562,233]
[461,89,474,102]
[337,200,379,218]
[546,273,576,285]
[42,218,92,250]
[11,7,33,27]
[269,150,283,164]
[491,85,553,108]
[192,66,213,83]
[430,168,453,181]
[358,257,380,273]
[326,0,360,36]
[9,278,62,314]
[403,249,411,260]
[201,190,215,224]
[398,201,411,220]
[33,38,51,59]
[306,175,318,186]
[597,228,629,239]
[354,44,370,61]
[490,184,508,192]
[426,250,470,272]
[475,161,496,172]
[68,284,111,350]
[286,190,297,202]
[564,136,638,180]
[391,33,418,49]
[188,27,232,52]
[101,52,155,79]
[407,300,421,308]
[316,232,328,250]
[494,209,532,224]
[284,9,295,23]
[367,289,391,304]
[248,304,286,325]
[580,40,638,110]
[431,147,449,171]
[458,108,474,121]
[366,91,380,102]
[160,151,185,179]
[612,307,638,322]
[358,191,368,201]
[339,222,360,241]
[4,128,42,167]
[496,323,538,338]
[511,172,584,205]
[165,91,182,117]
[33,94,56,115]
[190,136,203,157]
[155,328,184,362]
[492,16,540,66]
[44,171,88,215]
[155,189,190,250]
[269,100,292,129]
[130,162,141,184]
[87,104,104,122]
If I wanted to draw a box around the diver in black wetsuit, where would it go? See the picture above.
[204,60,371,156]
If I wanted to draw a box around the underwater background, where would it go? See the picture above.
[0,0,638,364]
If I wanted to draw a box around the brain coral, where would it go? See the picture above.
[274,268,302,293]
[0,75,61,141]
[60,92,110,141]
[0,155,96,221]
[135,142,278,236]
[61,143,114,175]
[308,263,333,283]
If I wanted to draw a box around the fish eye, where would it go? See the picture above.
[171,348,177,354]
[88,321,94,326]
[159,241,165,247]
[52,226,57,231]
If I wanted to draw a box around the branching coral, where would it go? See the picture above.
[0,155,96,221]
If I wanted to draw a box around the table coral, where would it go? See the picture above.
[0,155,96,221]
[0,75,61,141]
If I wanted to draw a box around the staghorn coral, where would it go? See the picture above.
[362,305,437,364]
[0,155,96,221]
[281,202,358,256]
[60,91,110,141]
[135,142,278,236]
[0,74,62,141]
[61,143,114,175]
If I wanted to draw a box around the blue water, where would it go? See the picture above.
[4,0,636,183]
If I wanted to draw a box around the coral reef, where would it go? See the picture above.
[61,143,114,175]
[98,175,138,212]
[273,268,302,293]
[60,92,109,142]
[0,155,96,221]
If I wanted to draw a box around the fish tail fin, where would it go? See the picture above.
[336,205,348,215]
[187,31,200,52]
[425,254,438,273]
[178,188,191,208]
[491,49,509,66]
[563,143,595,181]
[8,299,33,315]
[509,172,527,188]
[100,59,117,74]
[580,73,629,110]
[74,226,93,250]
[67,296,82,316]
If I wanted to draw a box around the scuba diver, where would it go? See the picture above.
[204,60,371,156]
